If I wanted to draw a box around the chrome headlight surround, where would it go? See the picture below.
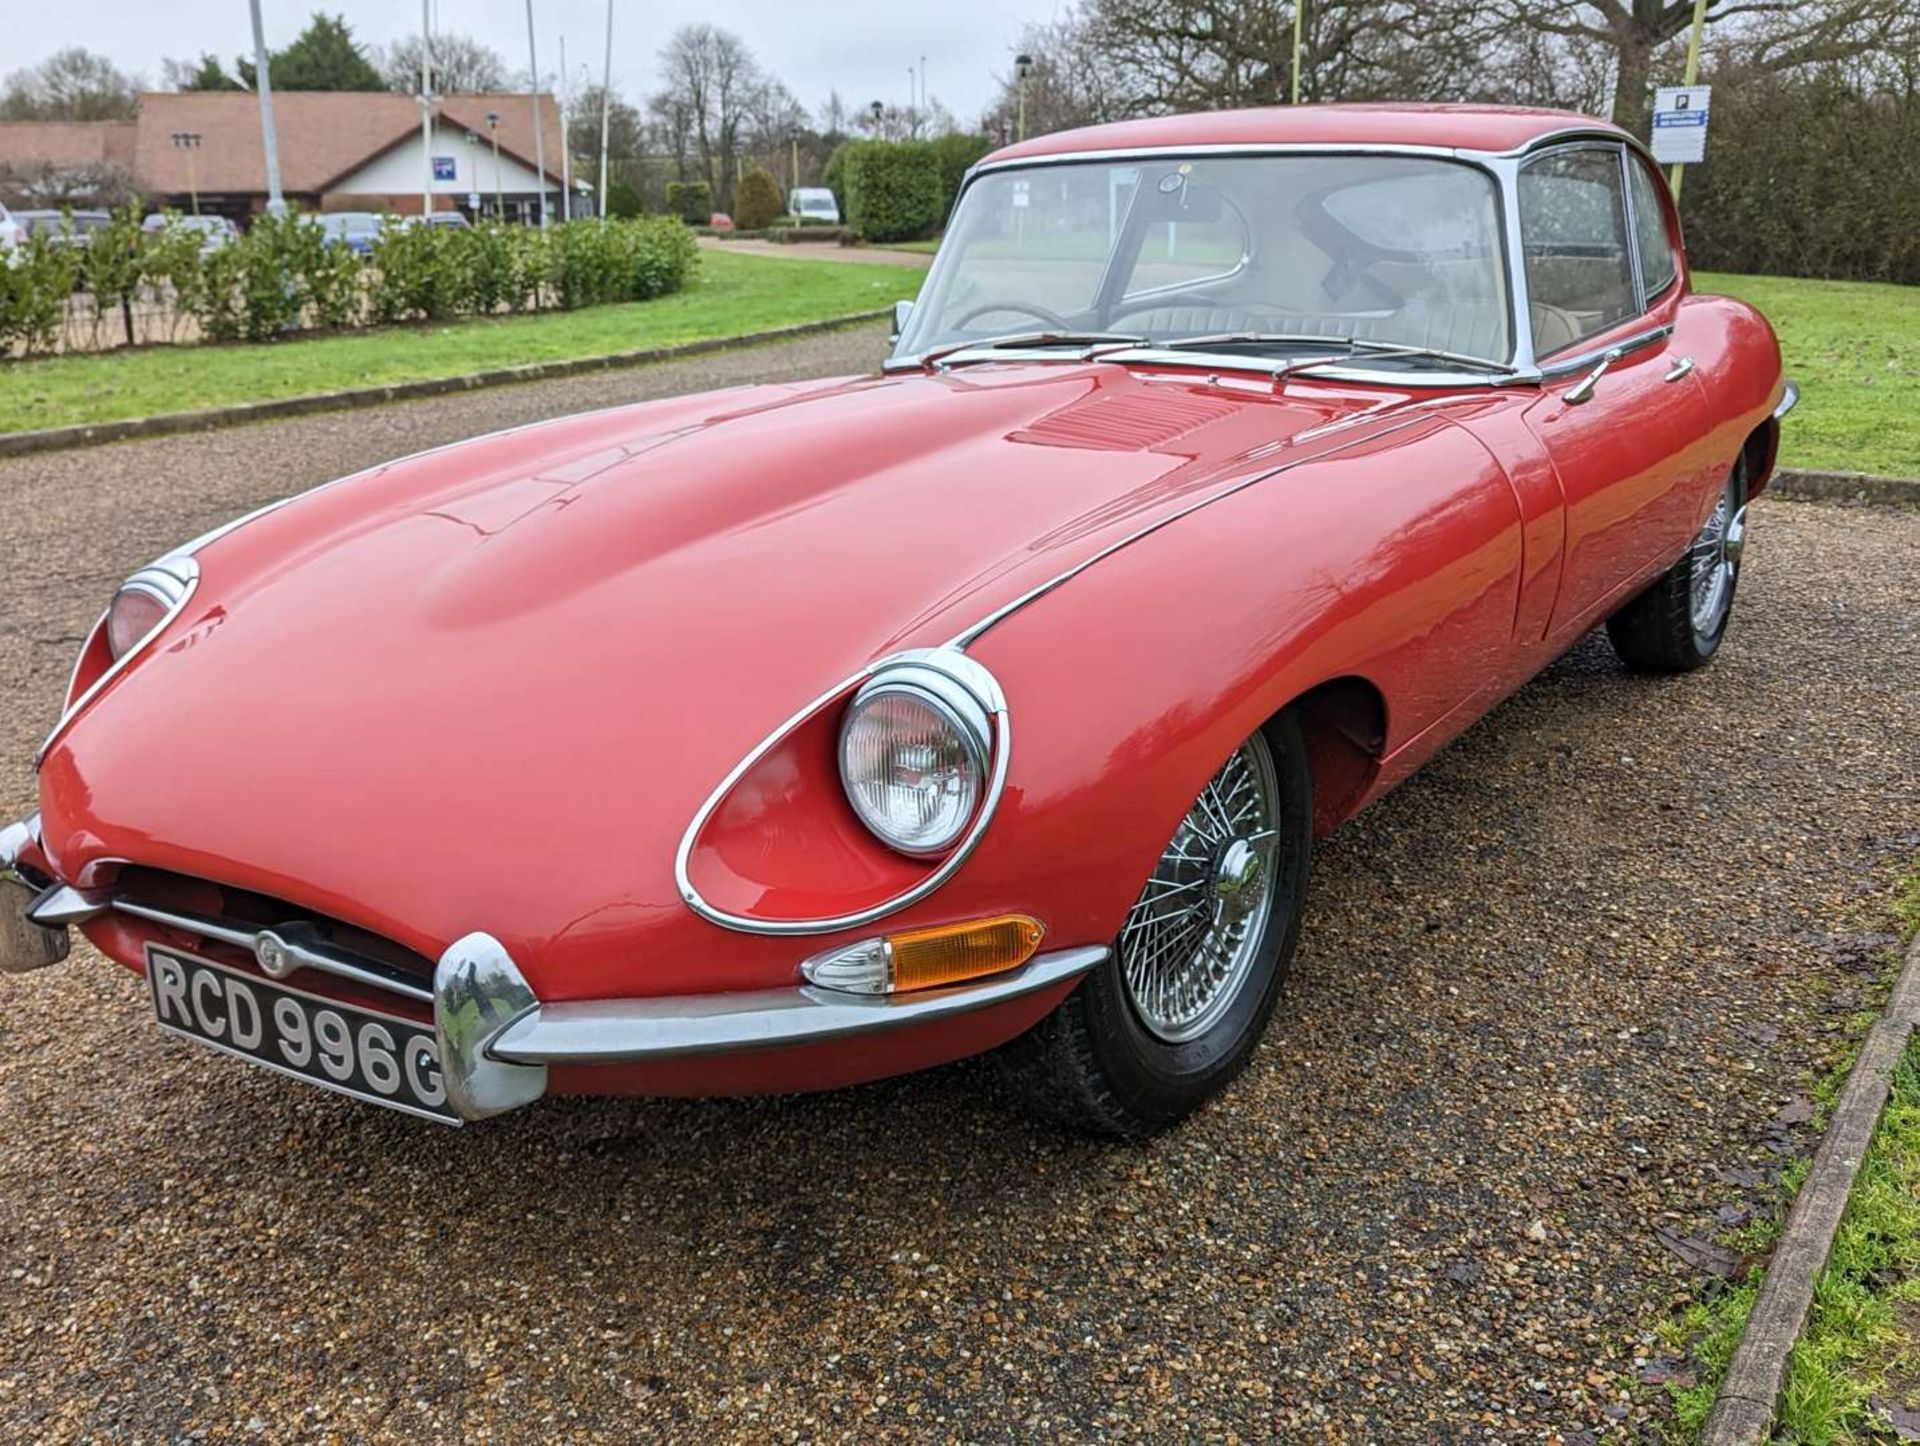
[39,554,199,764]
[675,647,1011,936]
[839,660,995,857]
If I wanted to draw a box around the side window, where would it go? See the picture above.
[1626,156,1678,299]
[1518,148,1639,356]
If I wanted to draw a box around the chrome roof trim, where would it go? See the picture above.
[966,124,1646,177]
[968,141,1470,181]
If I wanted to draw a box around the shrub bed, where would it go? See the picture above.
[0,207,699,357]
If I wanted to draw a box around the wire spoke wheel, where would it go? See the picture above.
[1118,733,1281,1044]
[1689,475,1744,637]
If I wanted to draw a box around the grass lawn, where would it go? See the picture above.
[1696,271,1920,478]
[1775,1035,1920,1441]
[880,239,942,255]
[1662,865,1920,1441]
[0,249,920,435]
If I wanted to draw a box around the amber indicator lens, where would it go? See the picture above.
[887,915,1045,993]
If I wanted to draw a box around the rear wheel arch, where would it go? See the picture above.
[1741,416,1780,498]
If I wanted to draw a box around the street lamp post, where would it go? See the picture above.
[486,111,504,220]
[1014,54,1033,143]
[171,131,203,216]
[870,99,884,137]
[248,0,287,218]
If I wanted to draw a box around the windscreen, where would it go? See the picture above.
[895,154,1512,363]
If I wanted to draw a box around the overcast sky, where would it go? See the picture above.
[10,0,1067,125]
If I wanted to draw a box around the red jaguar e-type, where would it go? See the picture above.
[2,105,1792,1133]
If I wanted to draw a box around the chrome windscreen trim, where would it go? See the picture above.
[675,648,1012,937]
[1773,378,1800,421]
[488,945,1107,1066]
[108,897,435,1004]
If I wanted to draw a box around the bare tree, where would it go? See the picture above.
[651,25,809,209]
[1474,0,1918,138]
[1,47,142,121]
[380,33,510,94]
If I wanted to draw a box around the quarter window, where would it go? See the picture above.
[1626,155,1678,299]
[1518,148,1639,356]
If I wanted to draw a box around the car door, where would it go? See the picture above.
[1517,143,1711,642]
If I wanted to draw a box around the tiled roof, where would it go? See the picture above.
[0,120,136,171]
[131,91,565,195]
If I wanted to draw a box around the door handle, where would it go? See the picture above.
[1664,356,1696,382]
[1565,347,1623,405]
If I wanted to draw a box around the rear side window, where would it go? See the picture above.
[1518,148,1638,355]
[1626,156,1678,298]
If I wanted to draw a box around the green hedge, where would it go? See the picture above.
[837,140,947,243]
[1682,71,1920,286]
[665,180,712,226]
[735,167,783,231]
[929,133,992,220]
[0,207,700,356]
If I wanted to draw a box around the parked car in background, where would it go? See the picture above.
[788,187,841,225]
[14,210,111,249]
[142,212,238,255]
[317,212,387,254]
[405,211,471,231]
[708,212,735,233]
[2,106,1794,1136]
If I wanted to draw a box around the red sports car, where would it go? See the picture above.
[2,106,1793,1133]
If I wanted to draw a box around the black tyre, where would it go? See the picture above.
[1009,712,1313,1138]
[1606,461,1748,673]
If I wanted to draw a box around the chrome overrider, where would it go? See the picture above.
[0,817,1106,1122]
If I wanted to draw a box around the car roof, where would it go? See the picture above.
[980,103,1626,168]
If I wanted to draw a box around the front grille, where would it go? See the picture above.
[109,866,435,1008]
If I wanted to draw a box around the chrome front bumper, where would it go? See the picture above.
[0,816,71,976]
[2,817,1105,1122]
[433,933,1107,1120]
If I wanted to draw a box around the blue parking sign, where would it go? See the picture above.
[432,156,456,182]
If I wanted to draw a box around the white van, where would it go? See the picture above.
[787,187,841,225]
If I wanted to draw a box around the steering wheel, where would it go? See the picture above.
[951,299,1073,331]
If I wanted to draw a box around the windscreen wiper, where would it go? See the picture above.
[1153,332,1512,374]
[915,331,1150,369]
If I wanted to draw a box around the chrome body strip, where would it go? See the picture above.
[944,407,1437,651]
[1773,378,1800,421]
[107,897,436,1004]
[488,945,1107,1067]
[1537,323,1675,380]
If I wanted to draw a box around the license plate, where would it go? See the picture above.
[146,944,459,1125]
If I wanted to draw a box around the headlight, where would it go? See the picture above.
[839,664,995,856]
[103,558,198,661]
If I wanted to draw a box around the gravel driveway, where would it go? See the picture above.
[2,325,1915,1440]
